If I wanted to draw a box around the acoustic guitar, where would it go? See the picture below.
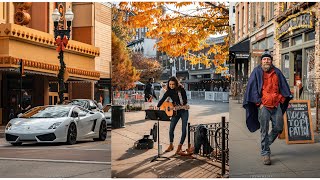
[160,101,190,117]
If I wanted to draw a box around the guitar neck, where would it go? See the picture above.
[174,105,190,110]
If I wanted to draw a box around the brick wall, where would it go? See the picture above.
[94,2,111,79]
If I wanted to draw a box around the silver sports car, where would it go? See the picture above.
[5,105,107,146]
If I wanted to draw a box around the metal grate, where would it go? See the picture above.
[188,121,229,165]
[5,133,19,142]
[37,133,56,141]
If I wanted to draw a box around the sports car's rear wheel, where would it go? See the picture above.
[66,123,77,145]
[11,142,22,146]
[94,120,107,141]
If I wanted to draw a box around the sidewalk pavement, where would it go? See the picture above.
[112,101,229,178]
[229,100,320,178]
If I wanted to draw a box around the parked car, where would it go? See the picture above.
[104,108,112,128]
[5,105,107,146]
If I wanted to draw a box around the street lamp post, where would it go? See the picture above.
[52,7,74,104]
[169,58,176,77]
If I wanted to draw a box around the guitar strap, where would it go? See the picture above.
[178,91,184,106]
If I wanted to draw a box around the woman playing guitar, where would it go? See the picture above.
[157,76,189,155]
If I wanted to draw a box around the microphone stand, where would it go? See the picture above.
[151,110,170,162]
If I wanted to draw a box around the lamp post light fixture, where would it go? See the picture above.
[52,7,74,104]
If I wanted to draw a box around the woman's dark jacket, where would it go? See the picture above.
[157,88,187,107]
[243,65,293,132]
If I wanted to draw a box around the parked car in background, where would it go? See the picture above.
[104,107,112,128]
[68,99,102,113]
[68,99,111,128]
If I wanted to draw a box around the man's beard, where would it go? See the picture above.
[262,64,271,72]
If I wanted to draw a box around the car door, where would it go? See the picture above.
[77,107,97,138]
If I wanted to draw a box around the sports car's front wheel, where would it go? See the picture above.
[94,120,107,141]
[66,123,77,145]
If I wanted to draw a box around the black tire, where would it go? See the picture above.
[11,142,22,146]
[94,120,107,141]
[66,122,77,145]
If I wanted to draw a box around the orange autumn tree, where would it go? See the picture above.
[112,5,135,43]
[131,53,163,83]
[112,32,140,90]
[119,2,229,73]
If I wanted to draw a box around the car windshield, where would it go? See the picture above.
[68,100,88,109]
[21,106,71,118]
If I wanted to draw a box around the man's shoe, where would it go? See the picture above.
[263,156,271,165]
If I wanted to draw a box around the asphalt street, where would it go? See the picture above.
[0,132,111,178]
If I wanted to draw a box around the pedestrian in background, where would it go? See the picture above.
[144,78,157,119]
[243,49,293,165]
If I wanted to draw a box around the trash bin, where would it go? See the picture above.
[112,105,125,129]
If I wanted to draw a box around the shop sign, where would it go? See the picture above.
[235,53,249,59]
[276,11,314,39]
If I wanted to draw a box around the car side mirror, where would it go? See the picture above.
[89,106,96,110]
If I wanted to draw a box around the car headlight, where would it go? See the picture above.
[48,122,62,129]
[5,123,12,130]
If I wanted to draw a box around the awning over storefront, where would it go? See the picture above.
[229,39,250,59]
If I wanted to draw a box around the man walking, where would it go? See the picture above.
[144,78,157,119]
[243,49,293,165]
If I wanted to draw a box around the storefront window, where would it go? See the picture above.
[282,53,290,80]
[49,83,58,92]
[292,35,302,46]
[293,50,302,85]
[281,39,289,48]
[305,31,315,41]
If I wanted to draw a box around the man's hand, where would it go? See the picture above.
[260,104,264,109]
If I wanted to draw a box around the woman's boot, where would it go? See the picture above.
[175,144,183,155]
[165,143,174,152]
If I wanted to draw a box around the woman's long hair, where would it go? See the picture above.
[167,76,184,91]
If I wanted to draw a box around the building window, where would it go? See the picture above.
[242,6,245,35]
[260,2,265,25]
[281,39,289,48]
[269,2,274,21]
[258,39,266,50]
[237,11,240,39]
[292,35,302,46]
[135,29,139,39]
[252,42,258,49]
[252,3,256,30]
[267,35,274,49]
[305,31,315,41]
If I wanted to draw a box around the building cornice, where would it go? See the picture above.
[0,23,100,58]
[0,56,100,80]
[275,2,316,23]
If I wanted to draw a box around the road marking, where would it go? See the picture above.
[0,157,111,165]
[0,147,110,151]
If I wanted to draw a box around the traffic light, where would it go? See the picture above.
[19,59,25,77]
